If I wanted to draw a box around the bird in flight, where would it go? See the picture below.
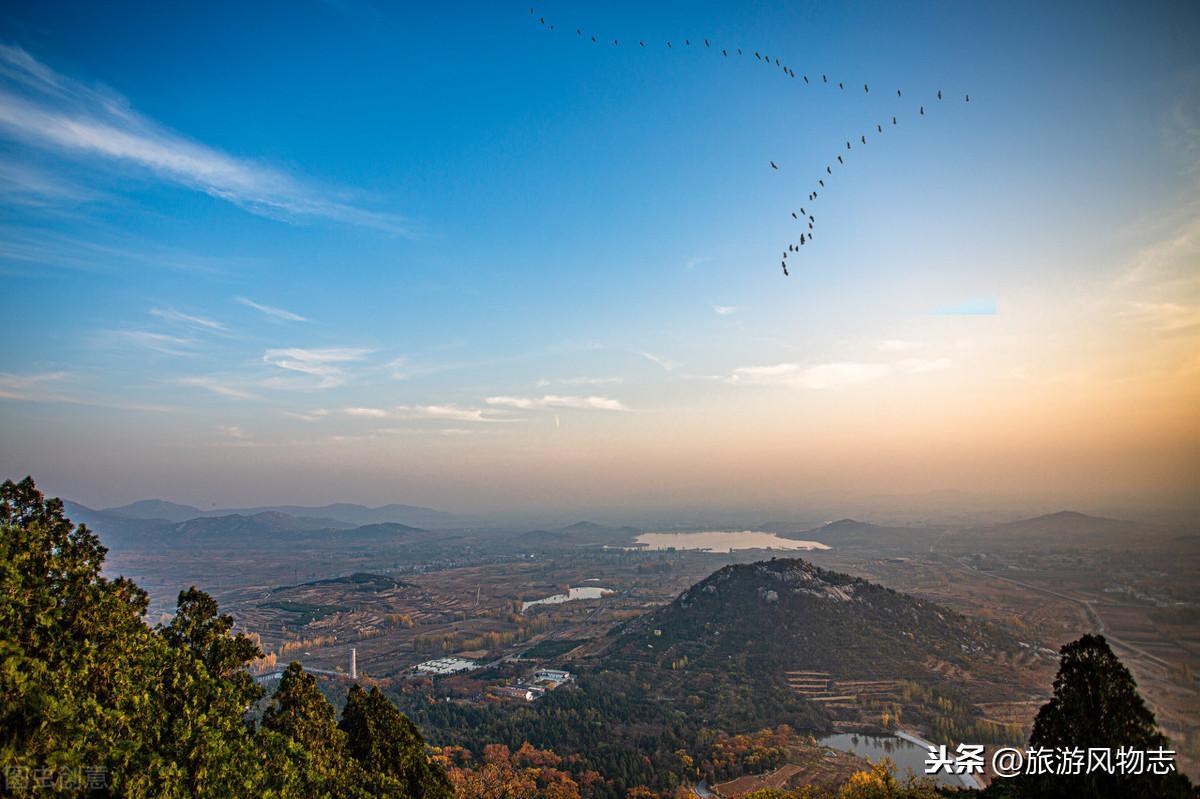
[524,8,970,279]
[781,261,789,276]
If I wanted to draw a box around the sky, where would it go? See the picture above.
[1,0,1197,518]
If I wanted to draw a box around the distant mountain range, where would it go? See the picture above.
[519,520,641,547]
[60,500,434,550]
[89,498,460,529]
[761,510,1167,554]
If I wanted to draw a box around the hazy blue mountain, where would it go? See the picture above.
[103,499,206,522]
[777,518,941,553]
[515,521,639,549]
[172,511,354,536]
[207,502,458,529]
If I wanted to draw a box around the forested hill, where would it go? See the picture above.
[610,557,1013,679]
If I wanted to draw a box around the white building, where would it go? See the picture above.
[533,669,572,684]
[413,657,479,676]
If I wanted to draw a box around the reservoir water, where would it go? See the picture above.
[632,531,829,553]
[521,586,614,612]
[818,733,981,790]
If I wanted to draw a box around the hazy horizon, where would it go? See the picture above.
[2,1,1197,518]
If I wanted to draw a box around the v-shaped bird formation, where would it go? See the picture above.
[529,7,971,278]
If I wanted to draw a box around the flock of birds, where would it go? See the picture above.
[529,8,971,278]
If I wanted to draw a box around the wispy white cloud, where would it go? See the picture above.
[535,375,623,388]
[284,408,329,422]
[262,347,371,389]
[115,329,195,356]
[0,370,172,412]
[713,305,740,316]
[236,297,308,322]
[729,362,891,390]
[1117,301,1200,333]
[150,306,227,331]
[394,404,509,423]
[0,45,408,232]
[176,376,260,400]
[728,355,952,389]
[485,394,629,412]
[343,406,389,418]
[375,425,476,437]
[0,158,100,205]
[639,351,679,372]
[0,370,69,399]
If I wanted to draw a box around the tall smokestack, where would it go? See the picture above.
[350,647,357,680]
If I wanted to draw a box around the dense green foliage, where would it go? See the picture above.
[394,667,827,799]
[0,477,450,798]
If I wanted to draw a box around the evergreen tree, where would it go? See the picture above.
[340,685,454,799]
[986,634,1194,798]
[261,662,370,798]
[1,476,171,795]
[2,477,454,798]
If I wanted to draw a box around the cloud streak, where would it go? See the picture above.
[176,376,260,400]
[150,306,227,331]
[485,394,629,412]
[262,346,372,389]
[728,357,952,390]
[236,297,308,322]
[0,45,408,232]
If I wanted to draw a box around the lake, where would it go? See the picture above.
[818,733,982,790]
[631,531,830,553]
[521,586,614,612]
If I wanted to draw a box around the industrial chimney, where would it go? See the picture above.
[350,647,357,680]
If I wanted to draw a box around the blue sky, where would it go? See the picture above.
[1,1,1197,515]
